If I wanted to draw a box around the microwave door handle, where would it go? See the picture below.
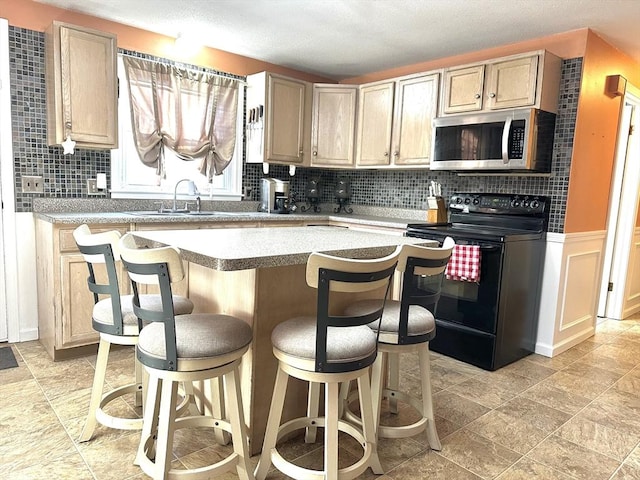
[502,117,512,164]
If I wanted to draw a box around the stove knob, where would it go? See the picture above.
[511,199,520,208]
[472,197,480,205]
[455,196,463,204]
[464,197,471,205]
[531,199,540,209]
[523,199,530,208]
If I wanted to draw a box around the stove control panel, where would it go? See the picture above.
[450,193,548,216]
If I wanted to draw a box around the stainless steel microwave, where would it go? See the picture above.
[430,108,556,172]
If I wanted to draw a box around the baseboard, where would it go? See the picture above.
[19,327,38,342]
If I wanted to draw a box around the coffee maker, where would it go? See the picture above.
[260,178,290,213]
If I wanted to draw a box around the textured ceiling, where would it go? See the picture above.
[34,0,640,80]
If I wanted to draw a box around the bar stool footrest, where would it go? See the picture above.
[271,415,373,480]
[137,415,240,479]
[94,382,144,431]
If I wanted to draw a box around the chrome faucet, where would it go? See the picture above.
[172,178,199,212]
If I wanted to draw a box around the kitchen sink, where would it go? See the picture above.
[123,210,264,217]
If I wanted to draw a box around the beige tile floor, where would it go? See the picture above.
[2,314,640,479]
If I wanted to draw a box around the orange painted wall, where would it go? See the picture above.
[564,31,640,233]
[0,0,332,83]
[342,29,589,84]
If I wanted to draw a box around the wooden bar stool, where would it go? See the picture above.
[73,225,195,442]
[119,233,254,480]
[343,239,454,450]
[255,247,400,480]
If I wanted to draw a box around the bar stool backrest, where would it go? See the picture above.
[73,224,125,336]
[118,233,185,370]
[305,246,401,373]
[396,237,455,345]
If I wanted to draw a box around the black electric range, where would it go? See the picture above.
[406,193,549,370]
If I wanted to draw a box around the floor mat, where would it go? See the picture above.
[0,346,19,370]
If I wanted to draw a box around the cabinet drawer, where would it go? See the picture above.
[58,225,129,253]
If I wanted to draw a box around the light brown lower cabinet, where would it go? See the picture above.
[37,219,272,360]
[36,221,130,360]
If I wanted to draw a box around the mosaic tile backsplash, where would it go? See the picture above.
[9,25,580,233]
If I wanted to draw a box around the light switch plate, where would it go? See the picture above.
[22,175,44,193]
[87,179,99,195]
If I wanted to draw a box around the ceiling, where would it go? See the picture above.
[35,0,640,80]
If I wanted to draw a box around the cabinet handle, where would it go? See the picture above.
[65,121,72,129]
[393,151,399,157]
[474,93,481,99]
[384,152,389,157]
[488,92,496,98]
[313,151,317,156]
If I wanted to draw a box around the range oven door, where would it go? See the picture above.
[408,232,504,334]
[437,239,503,334]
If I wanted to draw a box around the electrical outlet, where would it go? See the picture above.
[21,175,44,193]
[87,179,99,195]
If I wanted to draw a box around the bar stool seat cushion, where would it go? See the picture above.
[272,316,377,364]
[345,299,435,339]
[138,313,252,360]
[93,294,194,330]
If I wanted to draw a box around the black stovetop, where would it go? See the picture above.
[407,192,549,242]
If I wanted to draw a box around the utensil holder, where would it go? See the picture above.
[426,196,447,223]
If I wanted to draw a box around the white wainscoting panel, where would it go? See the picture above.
[622,227,640,318]
[16,212,39,341]
[535,231,606,357]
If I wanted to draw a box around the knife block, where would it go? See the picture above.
[426,196,447,223]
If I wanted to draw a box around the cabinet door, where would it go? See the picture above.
[356,82,395,166]
[266,75,307,164]
[392,74,439,166]
[442,65,485,114]
[311,85,357,167]
[485,55,539,110]
[48,23,118,148]
[60,254,128,348]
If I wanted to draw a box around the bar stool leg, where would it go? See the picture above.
[134,356,143,408]
[419,345,441,451]
[135,375,162,466]
[387,352,400,414]
[79,338,111,442]
[209,377,231,445]
[325,381,340,480]
[370,352,385,433]
[152,379,179,479]
[357,372,383,474]
[305,381,321,443]
[255,367,289,480]
[225,367,253,480]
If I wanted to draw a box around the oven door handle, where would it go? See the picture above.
[459,243,502,251]
[501,117,512,164]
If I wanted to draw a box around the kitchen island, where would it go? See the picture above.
[131,225,432,454]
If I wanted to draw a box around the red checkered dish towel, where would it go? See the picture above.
[445,244,482,282]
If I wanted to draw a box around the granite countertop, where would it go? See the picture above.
[33,206,430,230]
[132,225,433,271]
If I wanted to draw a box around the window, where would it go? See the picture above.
[111,55,244,200]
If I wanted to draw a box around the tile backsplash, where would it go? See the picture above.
[9,25,580,233]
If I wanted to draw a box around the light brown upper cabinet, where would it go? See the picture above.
[310,84,358,168]
[441,50,562,115]
[246,72,312,166]
[356,72,439,168]
[45,21,118,149]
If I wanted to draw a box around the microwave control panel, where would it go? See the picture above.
[509,121,526,159]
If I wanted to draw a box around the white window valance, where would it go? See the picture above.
[123,57,239,180]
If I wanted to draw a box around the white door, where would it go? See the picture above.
[0,19,9,341]
[598,92,640,319]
